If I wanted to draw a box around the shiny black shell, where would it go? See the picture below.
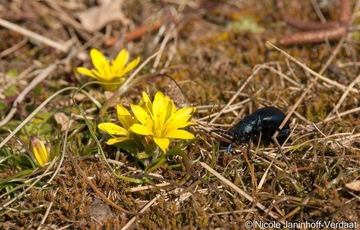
[230,106,290,145]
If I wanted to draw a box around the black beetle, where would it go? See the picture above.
[213,106,290,155]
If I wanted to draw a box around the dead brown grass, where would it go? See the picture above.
[0,0,360,229]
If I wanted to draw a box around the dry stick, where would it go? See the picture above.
[280,27,347,46]
[152,23,176,71]
[310,0,327,23]
[0,18,70,52]
[278,0,351,45]
[199,162,284,223]
[104,19,163,46]
[66,152,147,216]
[129,183,170,192]
[0,63,57,127]
[0,37,28,58]
[37,201,54,230]
[321,107,360,124]
[121,196,158,230]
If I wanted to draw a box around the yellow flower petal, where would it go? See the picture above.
[165,107,196,131]
[165,129,195,139]
[131,104,151,125]
[153,137,170,153]
[106,137,130,145]
[112,49,129,76]
[152,92,167,135]
[140,91,152,114]
[120,56,140,76]
[130,124,153,136]
[90,48,112,80]
[78,48,141,91]
[180,121,198,128]
[77,67,97,78]
[90,69,110,81]
[98,123,127,136]
[142,91,150,102]
[165,99,176,121]
[117,104,134,129]
[90,49,108,71]
[77,67,110,82]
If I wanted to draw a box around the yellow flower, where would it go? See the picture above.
[77,48,140,91]
[98,92,197,153]
[98,104,136,145]
[30,137,50,167]
[130,92,196,153]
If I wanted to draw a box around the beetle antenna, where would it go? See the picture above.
[211,129,233,139]
[211,129,230,135]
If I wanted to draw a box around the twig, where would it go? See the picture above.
[280,27,347,45]
[0,38,28,58]
[121,196,158,230]
[0,18,70,52]
[37,201,54,230]
[0,12,37,21]
[104,19,163,46]
[276,0,351,45]
[320,107,360,124]
[129,183,171,192]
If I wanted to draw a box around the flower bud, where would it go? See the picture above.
[30,137,50,167]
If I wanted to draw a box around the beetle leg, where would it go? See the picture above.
[247,135,252,159]
[227,144,232,154]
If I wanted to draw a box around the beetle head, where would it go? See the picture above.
[230,116,260,144]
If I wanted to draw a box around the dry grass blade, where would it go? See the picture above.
[0,63,57,126]
[0,159,57,211]
[199,162,284,223]
[267,38,347,138]
[1,1,360,228]
[326,73,360,119]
